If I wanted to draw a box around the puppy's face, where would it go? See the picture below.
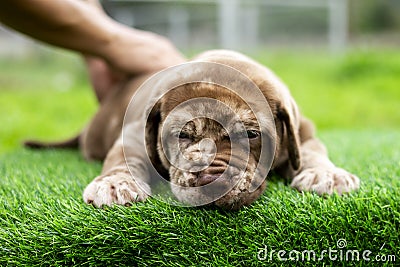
[148,83,275,210]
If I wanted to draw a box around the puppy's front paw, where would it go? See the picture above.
[83,173,149,207]
[290,167,360,195]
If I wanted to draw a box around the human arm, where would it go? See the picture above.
[0,0,185,74]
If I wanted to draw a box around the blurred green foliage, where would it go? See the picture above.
[0,52,97,153]
[255,49,400,129]
[350,0,400,33]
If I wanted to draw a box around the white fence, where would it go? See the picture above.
[0,0,348,57]
[105,0,348,52]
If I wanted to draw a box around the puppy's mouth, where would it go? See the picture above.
[196,173,220,186]
[194,160,228,186]
[176,151,251,190]
[189,162,246,200]
[169,161,265,210]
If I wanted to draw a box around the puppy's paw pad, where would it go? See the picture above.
[291,167,360,195]
[83,173,149,207]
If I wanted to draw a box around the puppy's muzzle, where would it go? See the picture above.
[194,155,245,190]
[195,160,226,185]
[196,173,221,186]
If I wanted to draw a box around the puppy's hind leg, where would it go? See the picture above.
[290,118,360,195]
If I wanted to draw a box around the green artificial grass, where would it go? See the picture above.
[0,131,399,266]
[0,49,399,266]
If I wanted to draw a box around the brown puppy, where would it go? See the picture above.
[27,50,360,210]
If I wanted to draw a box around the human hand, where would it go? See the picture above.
[85,27,186,102]
[85,24,186,102]
[102,23,186,74]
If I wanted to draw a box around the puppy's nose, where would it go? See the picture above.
[196,173,221,186]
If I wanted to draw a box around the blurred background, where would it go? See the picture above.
[0,0,399,152]
[1,0,400,55]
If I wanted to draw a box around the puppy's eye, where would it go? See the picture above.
[233,130,260,140]
[178,131,191,140]
[246,130,260,139]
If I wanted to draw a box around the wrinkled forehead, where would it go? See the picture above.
[162,98,274,136]
[158,82,275,133]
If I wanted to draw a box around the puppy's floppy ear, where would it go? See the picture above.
[145,101,169,178]
[277,106,301,170]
